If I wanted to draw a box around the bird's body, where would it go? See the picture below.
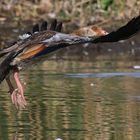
[0,16,140,109]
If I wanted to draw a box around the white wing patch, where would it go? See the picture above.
[19,33,31,40]
[42,33,78,43]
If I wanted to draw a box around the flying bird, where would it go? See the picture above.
[0,15,140,109]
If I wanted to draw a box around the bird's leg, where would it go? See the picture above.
[6,77,18,107]
[13,68,27,107]
[6,69,27,109]
[6,76,14,94]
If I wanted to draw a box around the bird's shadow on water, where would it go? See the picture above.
[11,111,19,140]
[11,116,19,140]
[11,108,29,140]
[12,131,18,140]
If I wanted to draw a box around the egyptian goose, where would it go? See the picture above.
[0,15,140,109]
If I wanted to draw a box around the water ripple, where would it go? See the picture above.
[65,72,140,78]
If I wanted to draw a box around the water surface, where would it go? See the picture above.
[0,26,140,140]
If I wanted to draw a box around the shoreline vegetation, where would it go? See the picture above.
[0,0,140,25]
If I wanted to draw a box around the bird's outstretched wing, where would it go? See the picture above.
[0,19,63,84]
[93,15,140,43]
[0,19,63,57]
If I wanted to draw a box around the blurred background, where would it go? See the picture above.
[0,1,140,140]
[0,0,140,23]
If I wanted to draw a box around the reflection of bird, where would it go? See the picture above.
[0,15,140,109]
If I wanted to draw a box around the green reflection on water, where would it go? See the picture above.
[0,32,140,139]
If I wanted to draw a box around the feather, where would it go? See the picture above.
[93,15,140,43]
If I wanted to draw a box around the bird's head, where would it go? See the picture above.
[72,25,108,37]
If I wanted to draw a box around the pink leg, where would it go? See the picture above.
[6,70,27,109]
[13,71,25,102]
[13,69,27,106]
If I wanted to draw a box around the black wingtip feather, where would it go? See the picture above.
[41,21,48,31]
[50,19,57,30]
[56,22,63,32]
[32,24,39,33]
[93,15,140,43]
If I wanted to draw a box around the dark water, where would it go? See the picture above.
[0,25,140,140]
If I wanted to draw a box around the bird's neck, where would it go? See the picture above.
[44,33,96,47]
